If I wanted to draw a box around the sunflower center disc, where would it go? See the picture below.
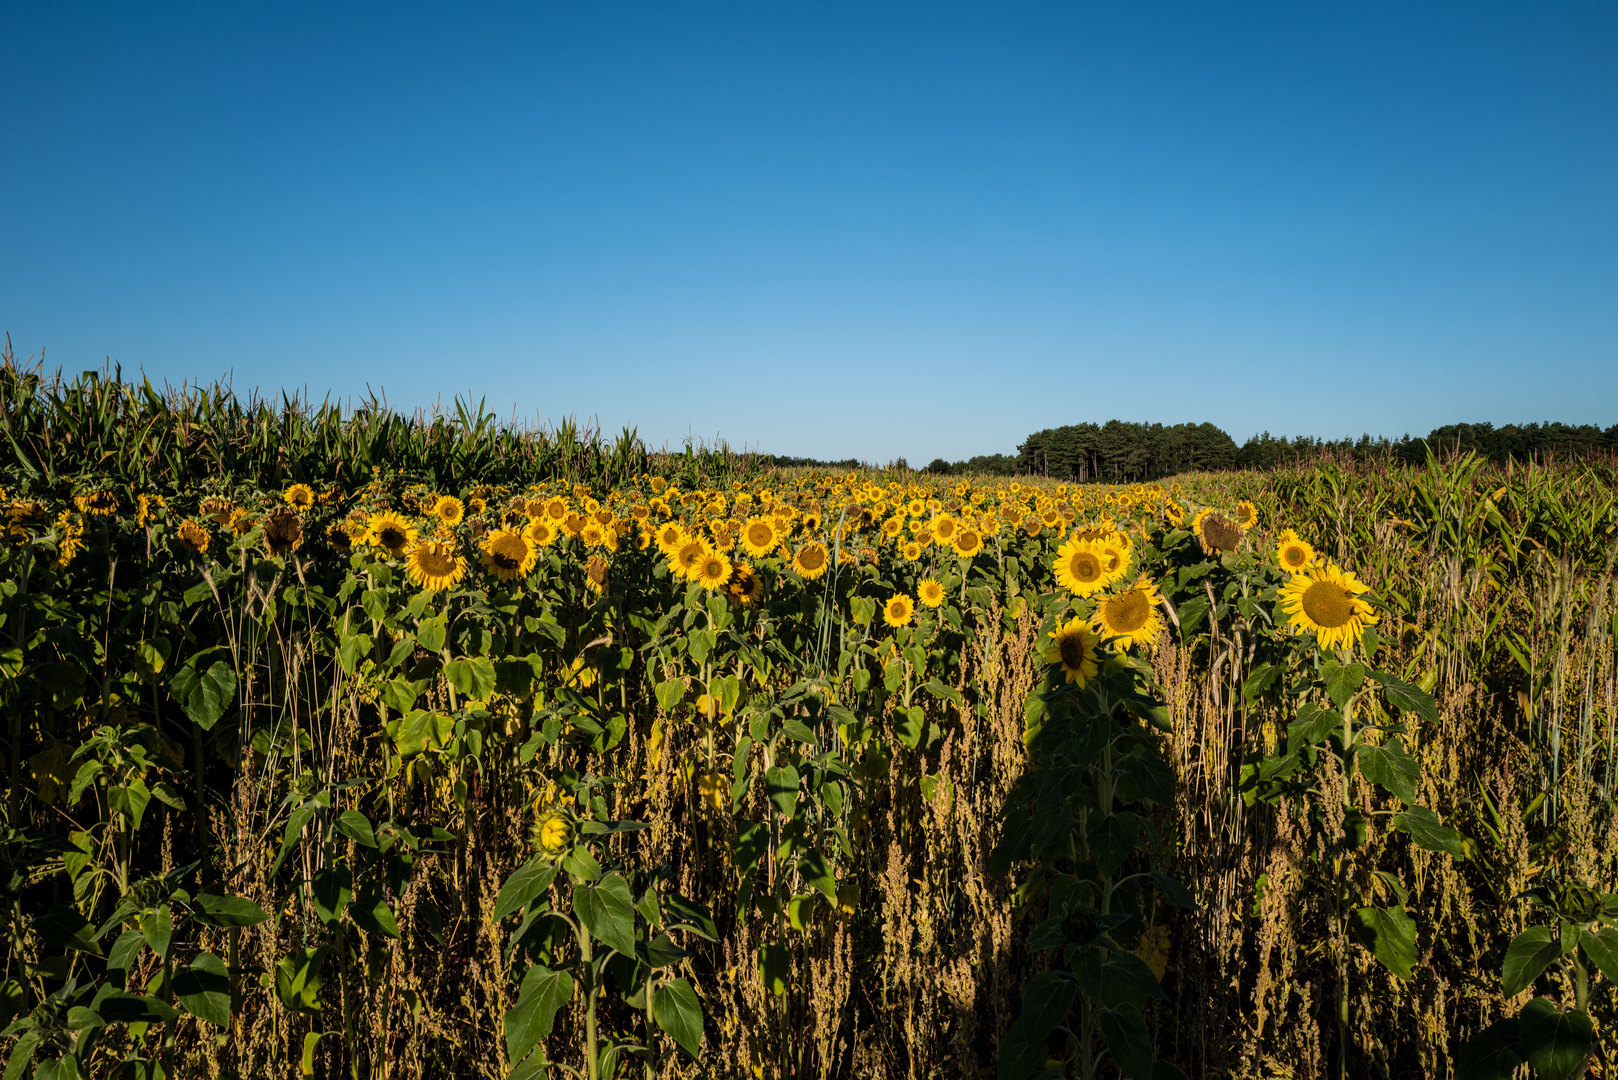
[1059,634,1086,668]
[1106,590,1149,632]
[1301,581,1355,628]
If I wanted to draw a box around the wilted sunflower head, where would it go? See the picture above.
[325,522,353,551]
[1192,509,1245,556]
[263,509,303,557]
[1233,500,1258,531]
[584,554,610,596]
[76,491,119,516]
[177,519,211,556]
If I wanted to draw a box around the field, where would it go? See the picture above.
[2,364,1617,1079]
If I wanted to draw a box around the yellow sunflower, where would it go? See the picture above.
[672,537,710,580]
[284,484,315,511]
[1191,508,1245,556]
[1053,537,1110,597]
[526,519,558,547]
[433,495,466,526]
[1233,500,1258,531]
[1280,561,1379,650]
[481,528,536,582]
[1091,577,1165,652]
[901,541,922,561]
[366,511,418,557]
[952,528,985,559]
[728,561,763,605]
[75,491,119,516]
[1043,617,1101,686]
[1275,529,1315,573]
[177,519,211,555]
[579,520,607,548]
[881,516,905,540]
[793,541,830,581]
[741,516,779,558]
[1098,532,1134,583]
[654,521,686,555]
[917,578,945,608]
[693,550,733,591]
[883,593,915,628]
[406,539,466,591]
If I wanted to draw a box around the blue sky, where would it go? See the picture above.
[3,2,1614,462]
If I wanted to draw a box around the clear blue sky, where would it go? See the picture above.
[3,2,1614,463]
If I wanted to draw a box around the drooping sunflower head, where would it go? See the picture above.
[1233,500,1258,531]
[227,508,255,537]
[741,517,779,558]
[432,495,466,527]
[177,519,211,556]
[1275,529,1315,573]
[1053,537,1110,597]
[693,550,733,591]
[1091,576,1165,652]
[262,509,304,557]
[917,578,946,608]
[584,554,610,596]
[728,561,764,605]
[76,491,120,517]
[793,541,829,580]
[953,528,985,559]
[883,593,915,628]
[283,484,315,511]
[325,522,353,551]
[1192,509,1245,556]
[1280,561,1379,651]
[366,511,418,557]
[406,538,466,592]
[1043,616,1101,686]
[201,497,234,525]
[481,528,536,582]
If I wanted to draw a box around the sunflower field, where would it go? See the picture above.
[2,363,1618,1080]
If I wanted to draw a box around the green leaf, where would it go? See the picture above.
[996,971,1076,1080]
[1350,905,1418,980]
[765,765,800,819]
[758,943,790,997]
[780,717,818,746]
[334,809,377,849]
[1322,659,1366,709]
[192,892,271,928]
[1286,703,1340,753]
[574,873,637,958]
[173,952,231,1026]
[1455,1018,1524,1080]
[2,1032,41,1080]
[797,849,837,904]
[350,882,401,938]
[1579,926,1618,983]
[312,863,353,926]
[109,778,153,830]
[170,658,237,730]
[1502,926,1563,997]
[1103,951,1167,1000]
[0,981,22,1031]
[1241,662,1280,705]
[1369,669,1439,726]
[1116,754,1175,807]
[494,857,559,921]
[140,904,172,961]
[444,656,497,700]
[35,904,101,955]
[1086,811,1139,877]
[504,964,573,1067]
[1355,737,1420,805]
[274,946,328,1014]
[94,991,179,1024]
[1098,1002,1154,1079]
[338,632,373,675]
[652,977,704,1059]
[1518,998,1593,1080]
[1393,805,1465,857]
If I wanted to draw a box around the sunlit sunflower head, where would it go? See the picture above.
[897,540,919,562]
[881,516,904,539]
[917,578,946,608]
[263,509,304,557]
[1043,616,1101,686]
[693,549,733,591]
[883,593,915,628]
[907,499,925,517]
[283,484,315,511]
[1275,528,1315,573]
[649,476,668,494]
[741,516,779,558]
[406,538,466,592]
[792,541,830,580]
[525,519,558,548]
[1192,509,1245,556]
[1091,576,1165,652]
[655,521,686,555]
[1280,561,1379,651]
[584,554,610,596]
[1099,532,1134,583]
[176,519,210,555]
[366,511,418,557]
[579,521,607,548]
[201,497,234,525]
[431,495,466,526]
[481,528,536,582]
[1233,500,1259,531]
[541,497,569,522]
[728,561,764,605]
[672,537,710,580]
[1053,537,1110,597]
[952,528,985,559]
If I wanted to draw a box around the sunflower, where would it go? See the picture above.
[1280,561,1379,650]
[793,541,830,580]
[262,509,304,557]
[525,519,558,548]
[481,528,536,581]
[952,528,985,559]
[404,538,465,591]
[366,511,418,557]
[177,519,211,556]
[693,549,733,591]
[579,520,607,548]
[325,522,354,551]
[541,497,569,522]
[883,593,915,628]
[655,522,686,555]
[881,516,905,540]
[649,476,668,494]
[201,497,234,525]
[741,517,779,558]
[54,512,85,566]
[1043,616,1101,686]
[1091,576,1165,652]
[1098,532,1133,583]
[75,491,119,516]
[1191,509,1245,556]
[1275,529,1315,573]
[283,484,315,511]
[728,561,764,605]
[1053,537,1110,597]
[672,537,710,580]
[135,494,164,527]
[467,497,487,516]
[227,508,255,537]
[917,578,945,608]
[432,495,466,526]
[1233,500,1258,531]
[584,554,610,596]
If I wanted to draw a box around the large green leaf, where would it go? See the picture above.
[1286,703,1340,753]
[574,873,637,958]
[797,849,837,904]
[996,971,1076,1080]
[1098,1002,1154,1078]
[169,658,237,730]
[350,882,401,939]
[1393,805,1465,857]
[173,952,231,1026]
[1350,905,1418,980]
[652,977,704,1059]
[274,946,328,1014]
[1369,669,1438,725]
[1518,998,1593,1080]
[1355,737,1420,805]
[493,857,559,921]
[1502,926,1562,997]
[1087,811,1139,876]
[444,656,497,700]
[312,863,353,926]
[1115,754,1175,807]
[1580,925,1618,983]
[36,905,100,955]
[1455,1017,1524,1080]
[1322,659,1366,710]
[503,964,573,1067]
[765,765,800,818]
[192,892,271,928]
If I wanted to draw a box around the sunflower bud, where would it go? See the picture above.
[532,809,577,861]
